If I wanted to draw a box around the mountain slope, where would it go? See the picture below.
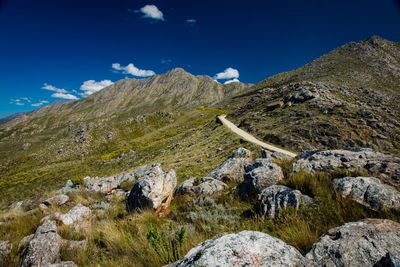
[226,36,400,155]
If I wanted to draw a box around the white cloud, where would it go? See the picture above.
[10,99,25,106]
[21,97,31,103]
[31,100,49,107]
[42,83,68,94]
[224,78,240,84]
[186,19,196,23]
[139,5,164,21]
[112,63,155,77]
[42,83,79,100]
[80,80,114,96]
[51,92,79,100]
[214,67,239,80]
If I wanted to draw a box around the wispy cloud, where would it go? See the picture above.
[31,100,49,107]
[42,83,79,100]
[112,63,155,77]
[214,67,239,80]
[80,80,114,96]
[10,98,25,106]
[138,5,165,21]
[186,19,197,24]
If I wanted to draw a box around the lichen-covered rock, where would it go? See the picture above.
[43,194,69,207]
[169,230,306,267]
[240,158,284,198]
[256,185,313,219]
[208,147,253,182]
[305,219,400,266]
[0,240,11,263]
[333,176,400,211]
[261,149,293,161]
[194,177,228,196]
[19,220,63,267]
[43,204,91,230]
[126,164,177,213]
[292,148,400,188]
[175,177,196,196]
[57,180,79,194]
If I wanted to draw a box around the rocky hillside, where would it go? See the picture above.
[227,36,400,155]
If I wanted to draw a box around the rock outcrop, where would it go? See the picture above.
[43,204,91,230]
[84,169,138,193]
[169,230,306,267]
[43,194,69,207]
[333,176,400,211]
[208,147,253,182]
[193,177,228,196]
[19,220,63,267]
[0,240,11,264]
[239,158,284,199]
[292,148,400,189]
[175,177,196,196]
[305,219,400,266]
[126,164,177,214]
[256,185,313,219]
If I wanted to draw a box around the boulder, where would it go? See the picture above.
[333,176,400,211]
[43,204,91,230]
[0,240,11,263]
[175,177,196,196]
[261,149,293,161]
[240,158,284,198]
[194,177,228,196]
[19,220,63,267]
[292,148,400,188]
[208,147,253,182]
[256,185,313,219]
[57,180,79,194]
[305,219,400,266]
[43,194,69,207]
[126,164,177,213]
[169,230,306,267]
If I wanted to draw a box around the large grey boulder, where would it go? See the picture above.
[194,177,228,196]
[305,219,400,266]
[240,158,284,198]
[42,204,91,231]
[261,149,293,161]
[333,176,400,211]
[43,194,69,207]
[208,147,253,182]
[175,177,196,196]
[292,148,400,187]
[256,185,313,219]
[19,220,63,267]
[169,230,306,267]
[0,240,11,264]
[127,164,177,213]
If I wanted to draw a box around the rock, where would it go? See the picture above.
[292,148,400,187]
[283,82,320,104]
[9,201,24,210]
[261,149,293,161]
[84,167,139,193]
[240,158,284,198]
[43,204,91,230]
[333,176,400,211]
[256,185,313,219]
[57,180,79,194]
[305,219,400,266]
[169,230,305,267]
[62,239,88,251]
[18,234,34,252]
[175,177,196,196]
[43,261,78,267]
[43,194,69,207]
[19,220,63,267]
[194,177,228,196]
[208,147,253,182]
[374,252,400,267]
[265,100,284,111]
[126,164,177,214]
[0,240,12,263]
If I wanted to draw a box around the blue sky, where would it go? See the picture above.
[1,0,400,118]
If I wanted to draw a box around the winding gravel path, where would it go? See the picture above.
[218,115,297,158]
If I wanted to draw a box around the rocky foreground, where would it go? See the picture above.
[1,146,400,266]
